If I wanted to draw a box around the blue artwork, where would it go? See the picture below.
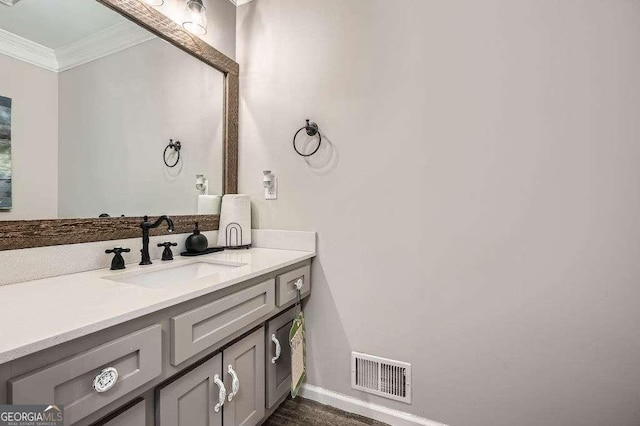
[0,95,11,210]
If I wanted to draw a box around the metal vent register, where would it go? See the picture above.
[351,352,411,403]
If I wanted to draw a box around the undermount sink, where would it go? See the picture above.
[105,261,243,289]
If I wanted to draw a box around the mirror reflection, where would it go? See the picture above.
[0,0,224,220]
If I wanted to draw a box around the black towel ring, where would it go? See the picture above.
[163,139,181,168]
[293,119,322,157]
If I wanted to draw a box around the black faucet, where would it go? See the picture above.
[140,215,175,265]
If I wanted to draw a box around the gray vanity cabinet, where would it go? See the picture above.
[223,327,266,426]
[157,355,223,426]
[265,307,297,408]
[0,260,312,426]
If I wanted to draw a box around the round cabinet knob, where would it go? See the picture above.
[93,367,119,393]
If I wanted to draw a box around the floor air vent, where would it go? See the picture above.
[351,352,411,404]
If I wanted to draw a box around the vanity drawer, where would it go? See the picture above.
[9,325,162,426]
[171,279,275,365]
[276,264,311,307]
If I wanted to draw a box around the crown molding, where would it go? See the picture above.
[0,28,58,71]
[0,21,155,73]
[56,21,155,72]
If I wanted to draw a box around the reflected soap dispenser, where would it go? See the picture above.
[185,222,208,253]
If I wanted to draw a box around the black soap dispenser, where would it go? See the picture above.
[185,222,208,253]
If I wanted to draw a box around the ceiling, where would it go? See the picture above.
[0,0,123,49]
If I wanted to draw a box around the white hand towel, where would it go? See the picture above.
[197,195,222,215]
[217,194,252,247]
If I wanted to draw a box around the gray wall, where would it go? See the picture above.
[58,38,224,218]
[236,1,640,425]
[0,54,58,220]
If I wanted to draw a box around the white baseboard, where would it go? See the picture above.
[299,384,449,426]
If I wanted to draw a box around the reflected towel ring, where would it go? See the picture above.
[293,119,322,157]
[163,139,181,168]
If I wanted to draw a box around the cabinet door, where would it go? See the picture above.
[266,308,297,408]
[101,399,146,426]
[223,327,266,426]
[157,354,223,426]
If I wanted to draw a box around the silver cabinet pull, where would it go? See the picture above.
[213,374,226,413]
[293,278,304,291]
[227,364,240,401]
[271,334,281,364]
[92,367,118,393]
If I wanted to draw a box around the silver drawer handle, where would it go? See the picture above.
[213,374,226,413]
[93,367,118,393]
[227,364,240,401]
[293,278,304,291]
[271,334,281,364]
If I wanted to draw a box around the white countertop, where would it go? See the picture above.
[0,247,314,364]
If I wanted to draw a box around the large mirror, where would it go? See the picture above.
[0,0,226,221]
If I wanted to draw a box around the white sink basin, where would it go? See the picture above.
[105,261,243,289]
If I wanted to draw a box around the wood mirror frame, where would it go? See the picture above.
[0,0,239,251]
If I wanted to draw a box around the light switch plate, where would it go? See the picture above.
[265,177,277,200]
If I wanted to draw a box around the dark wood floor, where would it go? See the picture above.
[264,397,389,426]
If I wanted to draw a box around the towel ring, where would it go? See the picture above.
[293,119,322,157]
[163,139,181,168]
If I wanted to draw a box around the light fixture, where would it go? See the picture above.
[144,0,164,6]
[182,0,208,36]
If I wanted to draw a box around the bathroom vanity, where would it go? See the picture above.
[0,247,313,426]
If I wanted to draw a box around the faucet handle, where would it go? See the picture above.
[157,242,178,248]
[105,247,131,255]
[158,242,178,261]
[105,247,131,270]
